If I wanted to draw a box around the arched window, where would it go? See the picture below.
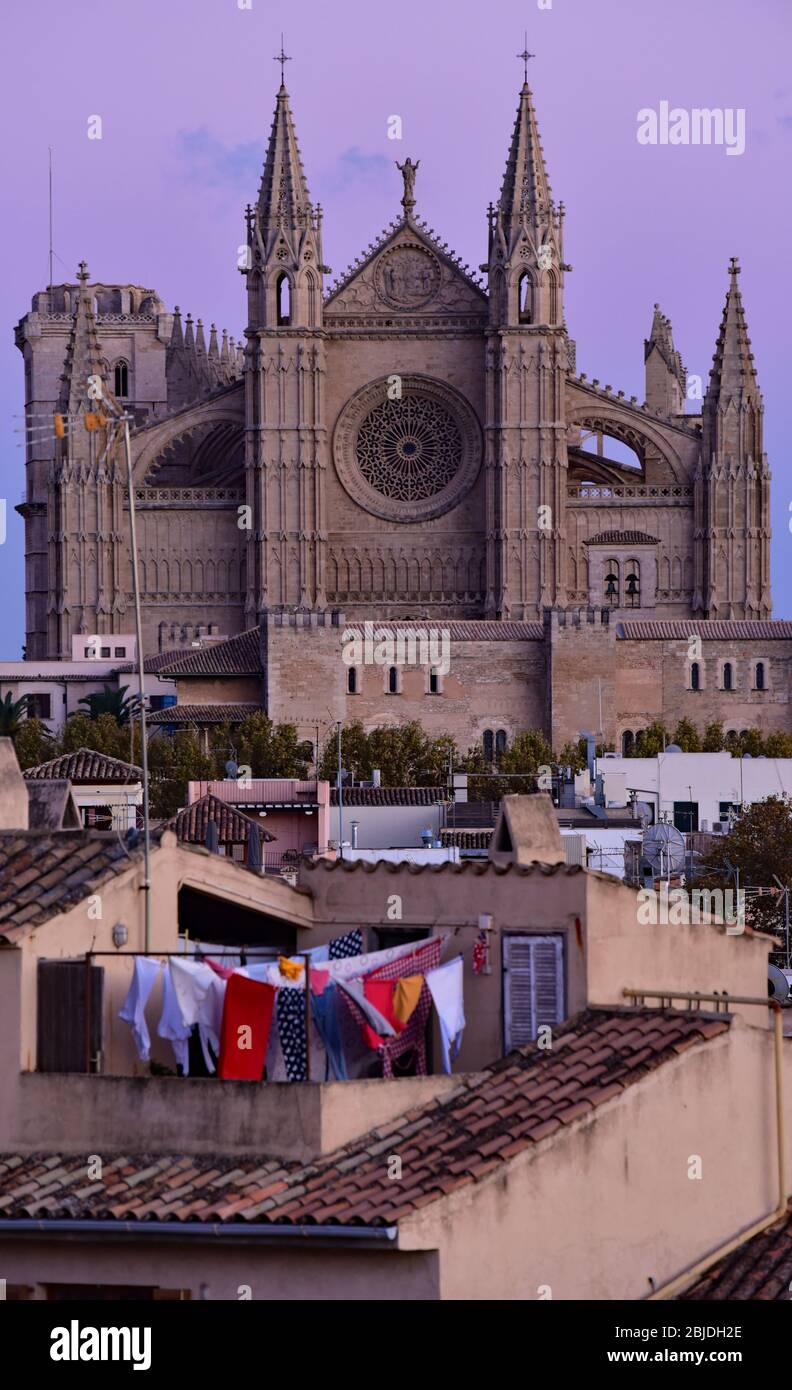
[624,560,640,608]
[604,560,620,605]
[306,272,317,327]
[347,667,358,694]
[387,666,398,694]
[113,360,129,398]
[755,661,765,691]
[723,662,733,691]
[276,274,291,326]
[483,729,494,762]
[518,273,532,324]
[690,661,700,691]
[495,729,507,755]
[622,730,634,756]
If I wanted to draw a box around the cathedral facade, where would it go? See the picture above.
[15,73,789,753]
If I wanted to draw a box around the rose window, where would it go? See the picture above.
[333,375,482,523]
[355,396,462,502]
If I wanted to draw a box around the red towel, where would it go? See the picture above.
[218,974,276,1081]
[361,978,405,1051]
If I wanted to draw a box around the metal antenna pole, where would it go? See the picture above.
[122,418,151,951]
[47,146,52,293]
[337,720,343,860]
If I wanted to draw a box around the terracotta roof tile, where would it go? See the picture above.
[23,748,142,784]
[617,619,792,641]
[330,786,447,808]
[158,629,263,677]
[0,829,153,939]
[147,703,261,726]
[0,1008,730,1231]
[169,793,276,847]
[681,1203,792,1300]
[585,531,659,545]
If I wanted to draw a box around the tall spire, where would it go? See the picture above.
[487,64,566,331]
[705,257,761,406]
[59,261,107,413]
[498,78,555,235]
[256,83,313,234]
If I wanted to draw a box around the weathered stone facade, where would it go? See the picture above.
[15,72,786,752]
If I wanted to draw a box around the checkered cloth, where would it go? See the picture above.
[329,929,364,960]
[366,936,442,983]
[338,937,443,1077]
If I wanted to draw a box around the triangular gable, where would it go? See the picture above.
[324,217,488,319]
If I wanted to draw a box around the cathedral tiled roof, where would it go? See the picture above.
[617,620,792,641]
[344,621,543,642]
[585,531,659,546]
[157,629,263,676]
[147,703,260,725]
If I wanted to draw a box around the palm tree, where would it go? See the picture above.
[0,692,32,738]
[74,683,137,724]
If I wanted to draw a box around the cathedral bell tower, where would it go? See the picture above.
[484,55,571,618]
[242,61,331,620]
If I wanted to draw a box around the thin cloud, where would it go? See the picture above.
[320,146,392,194]
[175,128,264,189]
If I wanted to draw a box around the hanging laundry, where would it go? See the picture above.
[427,956,465,1074]
[365,936,442,985]
[170,958,226,1074]
[309,967,330,996]
[472,929,489,976]
[218,973,276,1081]
[338,978,397,1041]
[392,974,424,1026]
[277,986,308,1081]
[278,957,304,982]
[329,928,363,959]
[359,978,406,1051]
[157,964,192,1074]
[119,957,163,1062]
[205,957,233,981]
[310,984,348,1081]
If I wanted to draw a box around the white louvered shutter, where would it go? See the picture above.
[503,935,564,1052]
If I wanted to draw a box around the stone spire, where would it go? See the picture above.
[696,259,769,619]
[644,303,686,414]
[246,81,327,330]
[704,258,762,409]
[487,73,567,330]
[498,80,555,239]
[58,261,107,414]
[256,82,313,236]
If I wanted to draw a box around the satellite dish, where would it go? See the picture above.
[768,964,791,1004]
[225,759,238,778]
[642,823,686,877]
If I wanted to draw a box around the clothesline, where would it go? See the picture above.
[115,931,466,1085]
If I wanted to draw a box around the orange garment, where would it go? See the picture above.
[392,975,424,1026]
[278,957,304,981]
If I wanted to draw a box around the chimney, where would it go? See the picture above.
[0,738,30,830]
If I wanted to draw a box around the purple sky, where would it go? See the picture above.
[1,0,790,655]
